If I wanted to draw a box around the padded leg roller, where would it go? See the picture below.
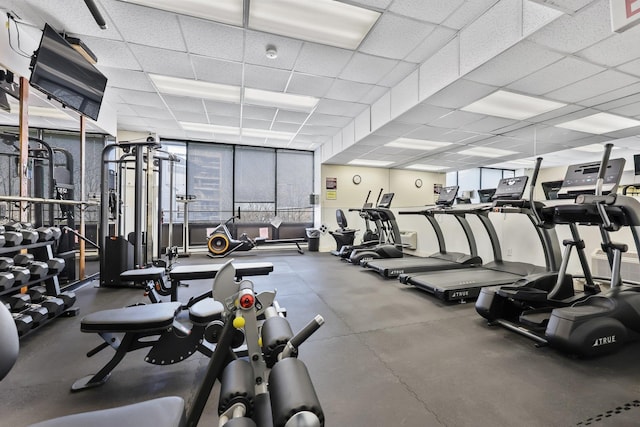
[268,358,324,427]
[261,316,294,368]
[218,359,256,416]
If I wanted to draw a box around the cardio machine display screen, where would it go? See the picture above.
[436,186,459,206]
[492,176,528,200]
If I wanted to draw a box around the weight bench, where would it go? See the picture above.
[254,237,306,254]
[119,261,274,302]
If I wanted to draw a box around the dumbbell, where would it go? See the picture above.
[28,285,71,313]
[5,302,33,336]
[4,222,38,245]
[1,224,23,247]
[0,270,14,292]
[46,258,65,275]
[0,258,30,286]
[8,294,49,324]
[14,253,49,279]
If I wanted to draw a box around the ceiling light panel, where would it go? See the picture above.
[385,138,451,150]
[249,0,380,50]
[180,122,240,134]
[150,74,241,103]
[555,112,640,134]
[406,164,449,171]
[244,88,319,112]
[348,159,394,167]
[461,90,566,120]
[457,146,518,158]
[118,0,244,26]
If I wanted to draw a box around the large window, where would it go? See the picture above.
[186,142,233,222]
[234,147,276,222]
[277,150,313,223]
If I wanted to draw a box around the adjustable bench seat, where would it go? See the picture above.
[189,299,224,324]
[119,267,165,283]
[169,262,274,281]
[81,302,182,333]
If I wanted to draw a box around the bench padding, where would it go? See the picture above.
[120,267,165,282]
[189,299,224,324]
[28,396,185,427]
[169,262,273,281]
[81,302,182,333]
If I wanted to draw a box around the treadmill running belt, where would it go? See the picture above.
[365,257,470,278]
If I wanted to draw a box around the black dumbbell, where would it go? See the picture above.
[8,294,49,324]
[0,258,30,285]
[1,230,23,247]
[0,271,14,291]
[14,254,48,279]
[5,222,39,244]
[46,258,65,275]
[27,286,65,317]
[29,286,76,310]
[4,303,33,337]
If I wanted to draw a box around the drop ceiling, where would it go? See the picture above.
[0,0,640,172]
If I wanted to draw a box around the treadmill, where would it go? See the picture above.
[399,174,562,303]
[361,186,483,278]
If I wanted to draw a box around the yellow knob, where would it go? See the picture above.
[258,337,263,347]
[233,316,245,329]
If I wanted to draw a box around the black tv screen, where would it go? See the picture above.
[634,154,640,176]
[30,24,107,121]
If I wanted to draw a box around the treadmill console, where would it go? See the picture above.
[436,186,459,206]
[557,158,625,198]
[491,176,529,201]
[477,188,497,203]
[377,193,394,208]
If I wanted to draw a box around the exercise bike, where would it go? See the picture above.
[207,209,256,257]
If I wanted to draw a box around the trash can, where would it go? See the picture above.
[305,228,320,252]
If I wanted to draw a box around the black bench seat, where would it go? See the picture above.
[81,302,182,333]
[169,262,274,281]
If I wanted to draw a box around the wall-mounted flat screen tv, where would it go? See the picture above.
[30,24,107,121]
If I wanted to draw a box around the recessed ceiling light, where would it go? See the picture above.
[179,122,295,140]
[8,103,75,120]
[572,143,621,152]
[151,74,241,103]
[385,138,451,150]
[118,0,244,26]
[457,146,517,158]
[555,112,640,134]
[180,122,240,134]
[348,159,394,167]
[249,0,380,50]
[461,90,566,120]
[244,88,318,112]
[406,164,448,171]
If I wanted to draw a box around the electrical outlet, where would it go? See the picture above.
[506,248,513,257]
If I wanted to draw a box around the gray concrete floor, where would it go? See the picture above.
[2,251,640,426]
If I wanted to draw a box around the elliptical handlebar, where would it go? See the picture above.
[530,157,544,227]
[596,143,614,197]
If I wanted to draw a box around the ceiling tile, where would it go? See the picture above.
[315,99,369,117]
[358,86,388,105]
[191,56,243,86]
[326,80,376,103]
[404,125,451,140]
[404,26,458,64]
[242,118,272,130]
[162,95,206,113]
[116,104,138,116]
[526,0,612,54]
[577,24,640,67]
[429,110,485,129]
[305,114,353,127]
[243,64,291,91]
[347,0,393,9]
[80,36,140,70]
[526,104,587,123]
[286,73,334,98]
[129,44,195,78]
[545,70,638,104]
[442,0,498,30]
[458,116,518,133]
[508,56,604,95]
[243,105,278,121]
[576,82,640,107]
[172,109,207,123]
[464,41,564,86]
[395,103,452,124]
[210,115,241,127]
[293,43,354,78]
[179,16,244,61]
[373,121,422,137]
[100,68,154,91]
[359,13,436,60]
[377,62,418,87]
[425,79,497,109]
[301,124,341,136]
[389,0,465,24]
[340,53,399,84]
[101,1,186,51]
[112,88,164,108]
[609,102,640,117]
[244,30,303,70]
[618,58,640,77]
[271,122,301,132]
[275,110,310,124]
[204,101,241,118]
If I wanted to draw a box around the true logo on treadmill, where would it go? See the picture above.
[451,290,469,298]
[592,335,616,347]
[389,269,404,276]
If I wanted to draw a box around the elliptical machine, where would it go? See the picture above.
[207,208,256,257]
[477,144,637,357]
[334,189,384,259]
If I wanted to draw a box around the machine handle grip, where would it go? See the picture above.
[281,315,324,359]
[596,143,614,196]
[530,157,543,226]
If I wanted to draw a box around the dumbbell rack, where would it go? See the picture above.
[0,240,77,338]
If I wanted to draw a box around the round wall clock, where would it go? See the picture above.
[352,174,362,185]
[415,178,423,188]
